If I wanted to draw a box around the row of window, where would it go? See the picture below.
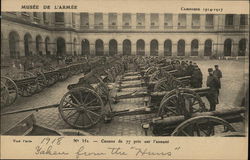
[6,31,247,58]
[7,12,248,29]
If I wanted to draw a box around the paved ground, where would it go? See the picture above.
[1,59,248,136]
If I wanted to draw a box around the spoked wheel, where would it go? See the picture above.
[1,76,18,106]
[1,82,9,107]
[149,70,162,82]
[59,87,104,129]
[171,116,236,136]
[104,70,114,83]
[144,66,158,78]
[153,78,173,92]
[34,71,47,93]
[158,88,206,117]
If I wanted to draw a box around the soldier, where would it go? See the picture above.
[190,67,203,88]
[213,65,222,94]
[186,61,194,76]
[206,68,220,111]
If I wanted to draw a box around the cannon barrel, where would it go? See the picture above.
[151,107,246,135]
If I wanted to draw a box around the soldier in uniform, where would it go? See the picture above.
[213,65,222,94]
[190,66,203,88]
[206,68,220,111]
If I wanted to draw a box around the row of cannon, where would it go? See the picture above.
[0,57,108,107]
[1,56,245,136]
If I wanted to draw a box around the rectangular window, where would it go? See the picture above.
[192,14,200,28]
[94,13,103,29]
[109,13,117,29]
[122,13,131,29]
[150,13,159,29]
[205,14,214,29]
[80,13,89,28]
[164,14,173,28]
[136,13,145,29]
[178,14,186,29]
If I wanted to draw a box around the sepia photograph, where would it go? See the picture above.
[1,1,249,139]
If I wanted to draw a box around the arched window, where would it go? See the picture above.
[9,31,20,58]
[45,37,50,55]
[224,39,232,56]
[24,33,32,56]
[150,39,158,56]
[123,39,131,55]
[164,40,172,56]
[109,39,118,56]
[204,39,212,56]
[81,39,90,55]
[73,38,77,55]
[177,39,185,56]
[191,39,199,56]
[95,39,104,56]
[136,39,145,56]
[238,39,247,56]
[36,35,42,55]
[56,37,66,56]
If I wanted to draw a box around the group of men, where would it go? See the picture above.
[177,60,222,111]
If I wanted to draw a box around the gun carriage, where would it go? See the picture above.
[1,56,246,137]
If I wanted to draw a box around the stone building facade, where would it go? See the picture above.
[1,12,249,59]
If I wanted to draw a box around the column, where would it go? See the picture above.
[145,41,150,56]
[89,13,94,29]
[90,42,95,55]
[218,14,225,30]
[1,33,8,58]
[158,42,164,56]
[200,14,206,30]
[159,13,164,30]
[185,42,191,57]
[199,42,205,58]
[75,13,81,30]
[232,42,238,57]
[186,14,192,29]
[117,13,122,29]
[19,39,25,57]
[131,13,136,29]
[103,13,109,29]
[118,42,123,55]
[173,14,178,30]
[104,42,109,56]
[131,42,136,55]
[234,14,240,30]
[213,14,219,30]
[145,13,150,30]
[66,42,73,55]
[172,42,177,57]
[64,13,72,28]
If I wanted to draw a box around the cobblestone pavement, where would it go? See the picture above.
[1,60,248,136]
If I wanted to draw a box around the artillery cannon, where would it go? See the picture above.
[0,56,246,137]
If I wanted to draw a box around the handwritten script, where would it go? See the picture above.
[34,137,181,159]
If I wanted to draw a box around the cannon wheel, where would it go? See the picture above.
[59,87,104,129]
[34,71,47,92]
[158,88,206,117]
[171,116,236,136]
[16,71,39,97]
[1,82,9,107]
[144,66,158,77]
[1,76,18,106]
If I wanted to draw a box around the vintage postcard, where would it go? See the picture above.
[0,0,249,159]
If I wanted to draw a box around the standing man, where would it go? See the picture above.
[206,68,220,111]
[213,65,222,94]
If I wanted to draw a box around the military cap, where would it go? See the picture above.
[208,68,213,72]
